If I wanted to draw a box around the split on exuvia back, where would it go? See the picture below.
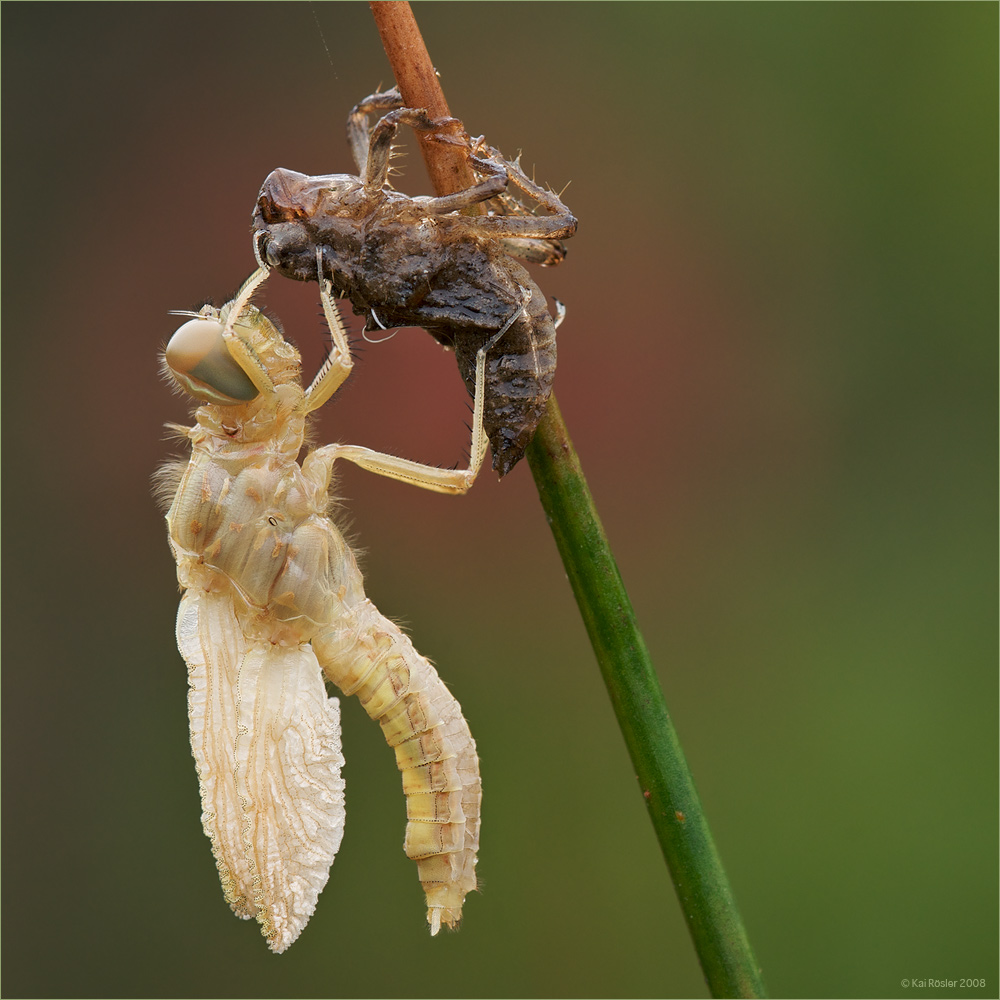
[252,86,576,476]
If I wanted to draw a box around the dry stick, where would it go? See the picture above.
[369,4,767,996]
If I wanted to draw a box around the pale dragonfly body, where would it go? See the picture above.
[160,260,513,952]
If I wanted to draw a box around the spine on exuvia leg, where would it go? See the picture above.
[313,600,481,934]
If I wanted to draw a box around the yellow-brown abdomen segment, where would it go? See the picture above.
[314,600,481,933]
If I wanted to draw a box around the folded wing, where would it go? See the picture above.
[179,589,346,953]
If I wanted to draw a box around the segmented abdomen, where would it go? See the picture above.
[313,600,481,934]
[452,272,556,476]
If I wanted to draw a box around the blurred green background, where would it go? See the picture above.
[3,3,996,998]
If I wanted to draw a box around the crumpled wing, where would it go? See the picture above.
[178,589,346,953]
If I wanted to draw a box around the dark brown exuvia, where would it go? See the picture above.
[252,87,577,476]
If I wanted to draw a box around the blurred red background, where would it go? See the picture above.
[3,4,995,997]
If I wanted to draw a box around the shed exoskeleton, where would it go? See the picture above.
[159,257,506,951]
[252,86,576,476]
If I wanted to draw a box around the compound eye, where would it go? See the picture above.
[165,318,259,404]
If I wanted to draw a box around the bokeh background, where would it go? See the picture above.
[3,4,996,998]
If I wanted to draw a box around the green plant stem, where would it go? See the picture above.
[527,399,766,998]
[370,4,766,995]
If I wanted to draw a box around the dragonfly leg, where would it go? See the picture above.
[304,250,355,413]
[219,266,278,397]
[303,291,529,495]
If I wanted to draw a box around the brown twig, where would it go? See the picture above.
[369,2,473,197]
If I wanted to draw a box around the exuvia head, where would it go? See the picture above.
[255,168,365,225]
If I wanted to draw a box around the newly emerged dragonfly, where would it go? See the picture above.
[252,86,576,476]
[158,255,516,951]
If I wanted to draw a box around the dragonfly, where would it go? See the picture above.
[252,86,576,476]
[157,254,517,951]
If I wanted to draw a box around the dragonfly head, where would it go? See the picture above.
[164,314,260,405]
